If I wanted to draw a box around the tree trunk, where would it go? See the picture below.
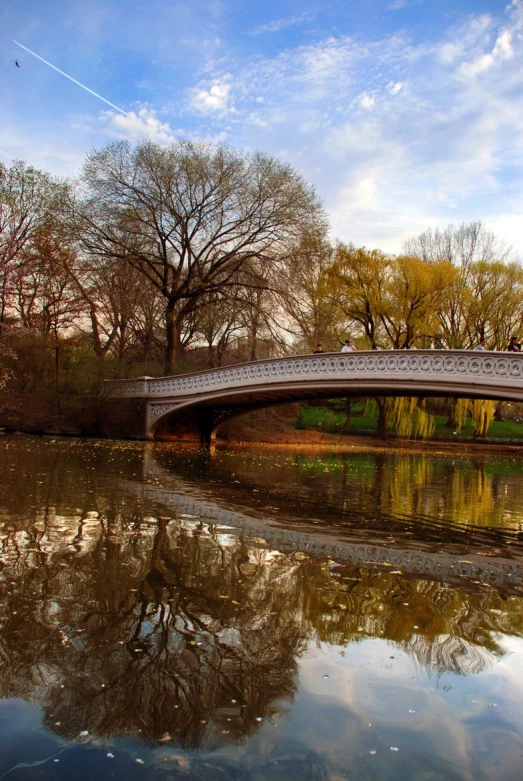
[494,401,505,422]
[375,398,388,440]
[444,398,460,430]
[164,300,182,375]
[341,397,352,433]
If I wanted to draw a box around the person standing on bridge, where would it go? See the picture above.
[507,336,521,352]
[341,340,356,352]
[474,339,487,351]
[313,344,324,353]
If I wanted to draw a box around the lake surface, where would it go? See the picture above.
[1,435,523,780]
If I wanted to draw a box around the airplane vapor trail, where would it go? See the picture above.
[13,40,129,116]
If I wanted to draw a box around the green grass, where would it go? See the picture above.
[299,402,523,441]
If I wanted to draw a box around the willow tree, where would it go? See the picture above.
[404,221,513,348]
[380,255,457,349]
[73,140,325,374]
[465,261,523,349]
[324,244,391,349]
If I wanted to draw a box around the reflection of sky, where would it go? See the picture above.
[2,638,523,779]
[294,636,523,778]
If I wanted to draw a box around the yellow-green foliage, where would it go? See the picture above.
[469,399,496,438]
[390,397,435,440]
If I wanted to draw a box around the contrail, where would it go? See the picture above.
[13,40,129,116]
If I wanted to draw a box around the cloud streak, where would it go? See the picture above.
[249,13,313,36]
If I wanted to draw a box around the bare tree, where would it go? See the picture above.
[403,220,512,269]
[73,140,325,374]
[0,161,59,335]
[276,232,338,351]
[404,221,514,348]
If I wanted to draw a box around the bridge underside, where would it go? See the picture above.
[150,379,523,442]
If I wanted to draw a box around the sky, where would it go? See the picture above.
[1,0,522,256]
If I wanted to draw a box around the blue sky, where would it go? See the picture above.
[1,0,522,255]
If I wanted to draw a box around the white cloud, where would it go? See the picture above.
[181,2,523,254]
[460,29,514,77]
[189,80,233,114]
[250,13,313,36]
[360,93,376,108]
[387,81,403,95]
[100,107,176,144]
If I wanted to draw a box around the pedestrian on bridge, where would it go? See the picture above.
[507,336,521,352]
[341,340,356,352]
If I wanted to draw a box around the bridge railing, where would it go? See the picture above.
[104,349,523,400]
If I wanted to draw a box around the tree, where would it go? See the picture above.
[380,256,457,349]
[195,291,244,367]
[404,221,513,348]
[0,160,59,335]
[74,140,325,374]
[465,261,523,349]
[325,244,390,349]
[277,232,338,351]
[403,220,511,269]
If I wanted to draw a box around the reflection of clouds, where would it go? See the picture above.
[298,642,474,777]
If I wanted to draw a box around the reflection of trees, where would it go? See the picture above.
[2,508,523,746]
[300,561,523,674]
[0,505,308,746]
[169,446,523,544]
[1,438,523,747]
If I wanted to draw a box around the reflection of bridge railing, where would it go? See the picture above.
[125,459,523,596]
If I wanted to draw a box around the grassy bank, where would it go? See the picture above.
[298,401,523,442]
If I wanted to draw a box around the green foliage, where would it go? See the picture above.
[298,399,523,441]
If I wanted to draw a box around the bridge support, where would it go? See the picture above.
[152,406,216,443]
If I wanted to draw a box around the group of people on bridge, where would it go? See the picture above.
[311,336,522,354]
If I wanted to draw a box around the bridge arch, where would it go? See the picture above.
[105,350,523,441]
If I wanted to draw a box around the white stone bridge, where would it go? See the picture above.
[104,349,523,441]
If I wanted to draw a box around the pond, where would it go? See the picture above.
[1,435,523,780]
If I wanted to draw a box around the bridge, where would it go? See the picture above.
[103,349,523,441]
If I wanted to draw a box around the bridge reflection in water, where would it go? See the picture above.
[0,438,523,780]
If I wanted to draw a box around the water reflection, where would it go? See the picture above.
[0,436,523,780]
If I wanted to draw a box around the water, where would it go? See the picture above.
[1,435,523,780]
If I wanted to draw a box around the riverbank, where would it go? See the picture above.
[2,392,523,452]
[0,392,101,436]
[219,405,523,453]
